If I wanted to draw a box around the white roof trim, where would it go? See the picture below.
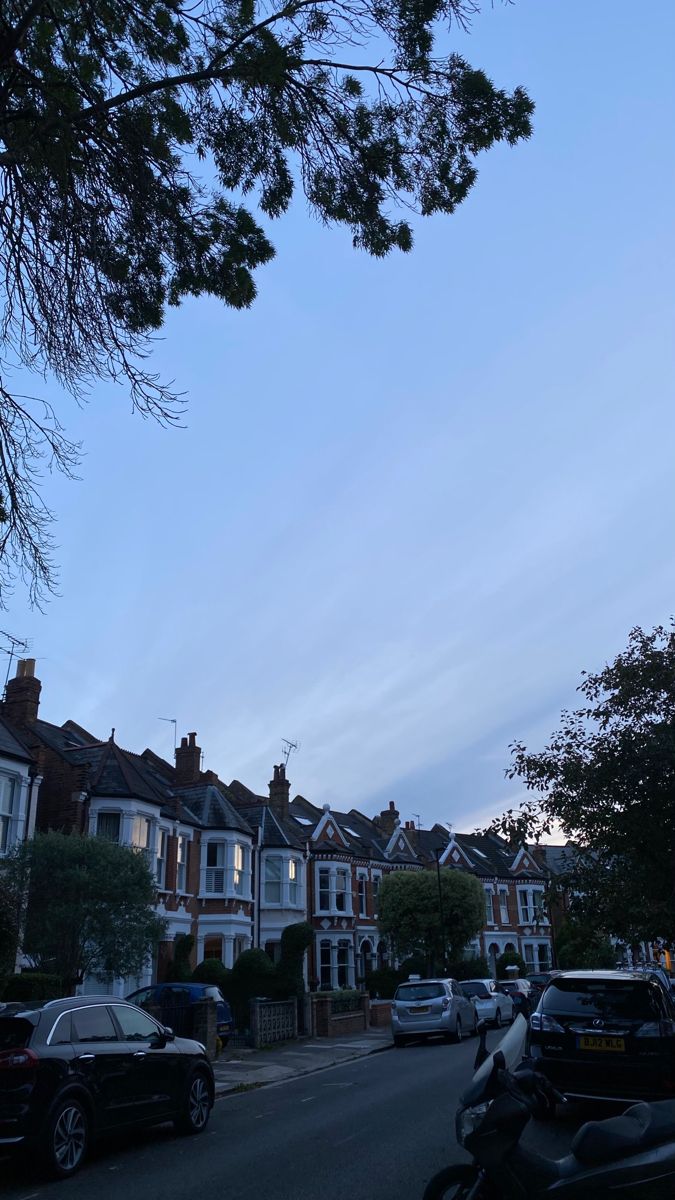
[311,807,348,847]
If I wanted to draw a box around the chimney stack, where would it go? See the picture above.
[374,800,400,839]
[3,658,41,726]
[175,731,201,786]
[269,763,290,820]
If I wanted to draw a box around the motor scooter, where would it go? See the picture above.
[423,1015,675,1199]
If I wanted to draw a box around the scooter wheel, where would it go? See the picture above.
[422,1165,484,1200]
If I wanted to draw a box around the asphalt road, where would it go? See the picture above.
[3,1031,581,1200]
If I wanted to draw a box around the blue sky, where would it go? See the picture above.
[6,0,675,832]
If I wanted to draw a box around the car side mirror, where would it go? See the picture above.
[152,1025,175,1046]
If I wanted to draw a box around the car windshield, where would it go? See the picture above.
[462,982,490,999]
[543,979,655,1021]
[395,983,445,1002]
[0,1017,33,1050]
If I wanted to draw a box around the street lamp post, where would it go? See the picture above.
[434,847,446,975]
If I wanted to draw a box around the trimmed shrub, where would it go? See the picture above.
[191,958,230,988]
[166,934,194,982]
[496,951,528,980]
[2,972,64,1002]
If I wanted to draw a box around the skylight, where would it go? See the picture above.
[294,816,314,826]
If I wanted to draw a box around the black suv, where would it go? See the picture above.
[0,995,215,1178]
[529,969,675,1102]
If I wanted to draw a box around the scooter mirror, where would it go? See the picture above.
[474,1019,489,1070]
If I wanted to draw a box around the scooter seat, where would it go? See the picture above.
[572,1100,675,1166]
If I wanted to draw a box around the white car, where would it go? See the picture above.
[461,978,514,1028]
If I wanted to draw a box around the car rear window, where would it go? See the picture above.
[204,987,224,1002]
[0,1017,33,1050]
[462,982,489,999]
[543,979,655,1021]
[395,983,445,1002]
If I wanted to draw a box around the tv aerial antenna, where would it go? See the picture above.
[0,631,31,691]
[158,717,177,751]
[281,738,299,768]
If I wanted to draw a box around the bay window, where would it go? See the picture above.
[289,857,299,904]
[205,841,225,893]
[265,856,282,903]
[233,843,245,894]
[96,812,120,843]
[0,777,16,853]
[132,815,151,851]
[156,829,168,888]
[176,835,189,892]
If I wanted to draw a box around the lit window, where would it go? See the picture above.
[176,836,189,891]
[289,858,299,905]
[234,843,244,894]
[132,816,150,850]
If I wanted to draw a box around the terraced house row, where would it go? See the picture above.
[0,659,553,992]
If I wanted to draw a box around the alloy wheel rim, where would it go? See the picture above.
[189,1076,210,1128]
[53,1105,86,1172]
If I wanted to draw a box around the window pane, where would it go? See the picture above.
[113,1005,161,1042]
[71,1006,117,1042]
[97,812,120,842]
[0,778,15,817]
[335,870,347,912]
[177,836,188,891]
[207,842,224,867]
[265,856,282,903]
[132,816,150,849]
[319,869,330,910]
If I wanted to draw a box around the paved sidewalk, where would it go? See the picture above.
[212,1028,392,1096]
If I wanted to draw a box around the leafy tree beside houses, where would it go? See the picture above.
[377,867,485,975]
[1,831,166,993]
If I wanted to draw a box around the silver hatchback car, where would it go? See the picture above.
[391,978,477,1047]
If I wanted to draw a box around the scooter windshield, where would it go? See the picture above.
[460,1015,528,1107]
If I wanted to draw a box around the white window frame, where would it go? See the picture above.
[0,775,15,854]
[288,857,299,905]
[96,811,121,843]
[485,887,495,925]
[265,855,283,905]
[357,872,368,918]
[499,887,509,923]
[372,871,382,917]
[205,840,226,894]
[176,834,190,893]
[156,827,169,889]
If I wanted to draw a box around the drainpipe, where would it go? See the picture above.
[255,827,262,950]
[25,771,42,840]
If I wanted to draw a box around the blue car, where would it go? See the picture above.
[126,982,233,1043]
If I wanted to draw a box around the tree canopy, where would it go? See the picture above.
[2,830,166,989]
[492,624,675,948]
[0,0,533,603]
[378,866,485,971]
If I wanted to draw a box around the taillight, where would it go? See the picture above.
[530,1013,564,1033]
[0,1048,38,1069]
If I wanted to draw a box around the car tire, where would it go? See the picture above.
[393,1034,406,1048]
[494,1008,503,1029]
[422,1163,484,1199]
[174,1069,212,1136]
[41,1095,90,1179]
[454,1017,462,1043]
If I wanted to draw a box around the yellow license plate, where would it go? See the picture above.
[410,1006,430,1014]
[577,1035,625,1052]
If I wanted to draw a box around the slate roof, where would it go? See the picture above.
[536,843,579,877]
[454,832,545,879]
[0,716,33,763]
[173,784,252,835]
[238,803,305,849]
[31,717,95,754]
[66,740,165,804]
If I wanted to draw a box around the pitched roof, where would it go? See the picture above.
[66,740,165,804]
[0,716,33,763]
[237,803,305,849]
[173,783,252,834]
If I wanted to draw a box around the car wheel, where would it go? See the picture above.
[393,1034,406,1047]
[494,1008,503,1029]
[454,1017,462,1043]
[174,1069,212,1136]
[42,1096,90,1179]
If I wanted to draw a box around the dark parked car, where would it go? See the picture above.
[525,969,560,1002]
[126,982,232,1043]
[0,995,215,1178]
[529,969,675,1102]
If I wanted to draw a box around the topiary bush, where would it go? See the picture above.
[191,958,230,988]
[166,933,194,982]
[496,951,528,980]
